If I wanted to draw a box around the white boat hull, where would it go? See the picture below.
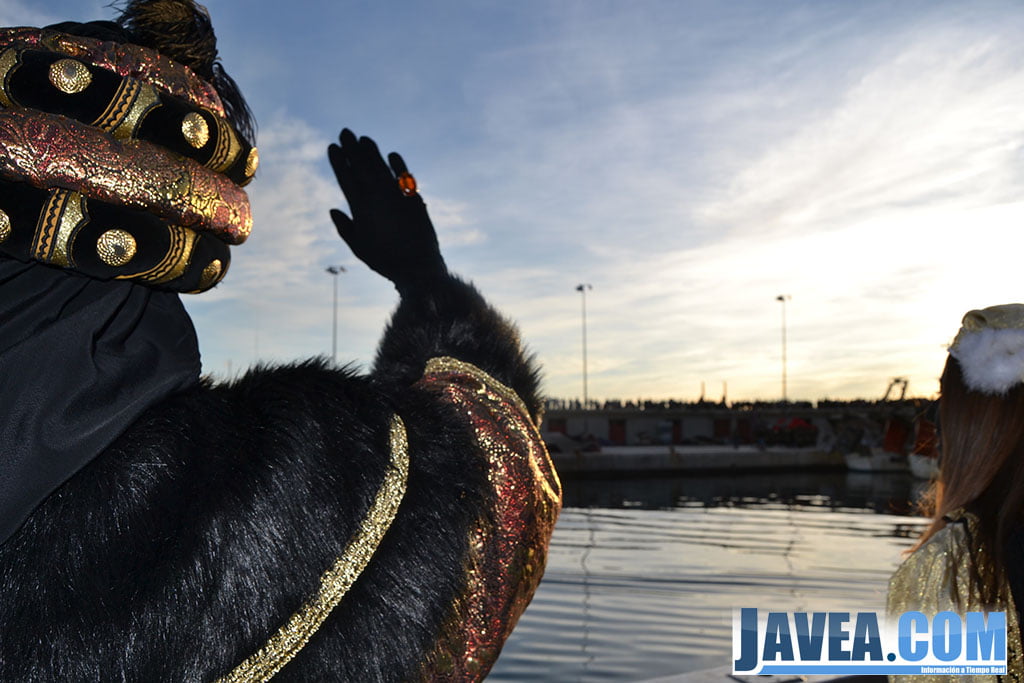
[844,449,909,473]
[908,453,939,480]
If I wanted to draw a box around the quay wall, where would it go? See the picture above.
[542,400,925,448]
[549,445,844,476]
[543,404,824,448]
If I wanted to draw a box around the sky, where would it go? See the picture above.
[4,0,1024,402]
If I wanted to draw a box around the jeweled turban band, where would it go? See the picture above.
[0,176,229,291]
[0,27,224,114]
[0,27,254,292]
[0,108,251,243]
[0,47,257,185]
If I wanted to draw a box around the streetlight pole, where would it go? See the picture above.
[776,294,791,402]
[326,265,346,363]
[576,284,593,412]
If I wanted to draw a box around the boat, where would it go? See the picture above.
[908,452,939,480]
[908,403,939,480]
[844,447,909,472]
[844,405,912,472]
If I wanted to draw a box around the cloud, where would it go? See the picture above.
[702,25,1024,241]
[427,197,485,247]
[10,0,1021,403]
[0,0,59,25]
[0,0,110,27]
[438,8,1024,401]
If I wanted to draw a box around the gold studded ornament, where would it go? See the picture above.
[96,229,137,266]
[197,258,222,290]
[0,209,9,243]
[49,58,92,94]
[181,111,210,149]
[245,147,259,179]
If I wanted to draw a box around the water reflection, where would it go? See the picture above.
[489,471,931,682]
[562,470,930,515]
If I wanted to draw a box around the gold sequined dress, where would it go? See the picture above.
[888,511,1023,683]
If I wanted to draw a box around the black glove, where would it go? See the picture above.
[328,129,448,296]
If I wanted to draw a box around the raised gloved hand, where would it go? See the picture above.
[328,129,448,296]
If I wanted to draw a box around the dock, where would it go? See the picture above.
[549,444,843,476]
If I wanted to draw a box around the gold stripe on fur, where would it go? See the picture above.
[216,415,410,683]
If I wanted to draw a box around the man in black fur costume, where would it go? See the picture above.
[0,1,560,680]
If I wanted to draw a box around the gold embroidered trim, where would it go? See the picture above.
[99,79,160,142]
[207,112,242,173]
[31,190,63,262]
[424,356,531,421]
[0,48,19,108]
[423,356,560,504]
[114,82,160,141]
[216,415,410,683]
[50,191,85,268]
[93,77,139,131]
[32,189,86,266]
[122,224,197,284]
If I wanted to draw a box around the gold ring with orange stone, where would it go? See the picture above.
[397,171,418,197]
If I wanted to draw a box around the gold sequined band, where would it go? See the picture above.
[0,27,224,115]
[423,357,561,504]
[0,47,256,185]
[422,355,561,509]
[0,108,251,244]
[216,415,411,683]
[416,356,561,679]
[424,357,533,422]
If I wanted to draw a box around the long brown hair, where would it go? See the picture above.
[914,356,1024,604]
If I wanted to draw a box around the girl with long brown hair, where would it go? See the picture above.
[889,304,1024,678]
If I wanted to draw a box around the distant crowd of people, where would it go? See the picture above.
[543,396,923,412]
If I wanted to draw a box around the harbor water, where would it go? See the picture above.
[488,470,931,681]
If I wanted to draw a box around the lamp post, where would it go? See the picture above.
[576,284,593,414]
[326,265,346,362]
[776,294,791,402]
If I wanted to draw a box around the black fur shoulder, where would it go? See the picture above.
[0,360,487,681]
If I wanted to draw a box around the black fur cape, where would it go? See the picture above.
[0,276,545,681]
